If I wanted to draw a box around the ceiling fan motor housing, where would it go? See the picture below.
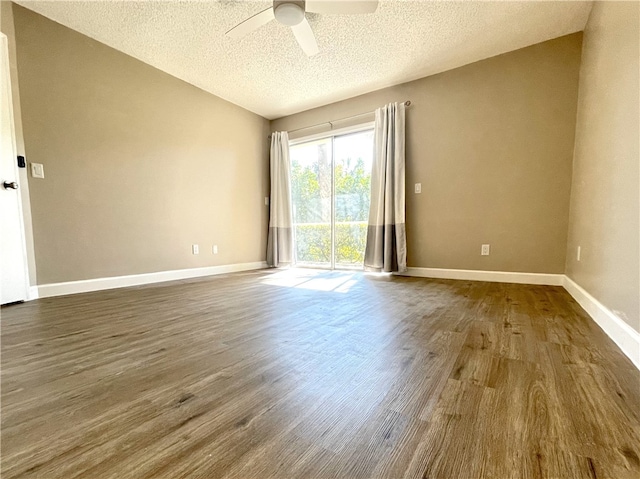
[273,0,306,26]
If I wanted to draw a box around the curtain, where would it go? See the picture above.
[266,131,294,267]
[364,102,407,273]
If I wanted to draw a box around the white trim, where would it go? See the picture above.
[36,262,268,299]
[27,286,39,300]
[399,267,639,369]
[562,276,640,370]
[397,267,564,286]
[30,262,640,370]
[288,121,375,145]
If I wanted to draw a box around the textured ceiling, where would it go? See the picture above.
[16,0,592,119]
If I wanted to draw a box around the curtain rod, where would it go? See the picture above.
[269,100,411,139]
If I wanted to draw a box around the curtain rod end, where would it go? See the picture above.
[404,100,411,107]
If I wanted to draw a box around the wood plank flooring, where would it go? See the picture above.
[1,268,639,478]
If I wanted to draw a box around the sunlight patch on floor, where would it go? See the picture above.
[261,268,361,293]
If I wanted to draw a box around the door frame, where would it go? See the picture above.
[289,121,375,270]
[1,33,30,303]
[288,122,375,147]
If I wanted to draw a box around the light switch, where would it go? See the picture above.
[414,183,421,194]
[31,163,44,179]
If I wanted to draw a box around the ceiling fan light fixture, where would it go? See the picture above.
[274,2,305,26]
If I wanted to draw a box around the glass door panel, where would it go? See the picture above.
[290,128,373,270]
[334,130,374,269]
[290,138,332,268]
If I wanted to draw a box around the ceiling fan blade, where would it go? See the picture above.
[225,7,275,39]
[291,18,319,57]
[305,0,378,14]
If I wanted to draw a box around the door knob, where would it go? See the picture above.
[3,181,18,190]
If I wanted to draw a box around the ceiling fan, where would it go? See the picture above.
[225,1,379,57]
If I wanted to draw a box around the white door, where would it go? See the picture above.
[1,34,29,304]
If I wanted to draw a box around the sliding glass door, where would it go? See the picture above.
[333,131,374,268]
[290,137,332,268]
[290,128,374,269]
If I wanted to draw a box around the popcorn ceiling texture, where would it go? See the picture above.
[16,0,592,119]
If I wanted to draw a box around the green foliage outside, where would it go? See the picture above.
[291,142,371,266]
[294,222,368,266]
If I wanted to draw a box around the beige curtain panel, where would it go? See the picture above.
[266,131,294,267]
[364,102,407,273]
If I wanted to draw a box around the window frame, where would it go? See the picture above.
[289,121,375,270]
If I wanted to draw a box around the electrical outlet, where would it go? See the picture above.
[481,244,490,256]
[577,246,581,261]
[192,244,199,255]
[213,245,218,254]
[415,183,422,194]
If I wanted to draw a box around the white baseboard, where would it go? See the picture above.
[398,267,564,286]
[32,262,639,370]
[28,286,39,300]
[400,268,638,369]
[562,276,640,370]
[37,261,268,299]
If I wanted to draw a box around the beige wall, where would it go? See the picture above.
[272,34,583,274]
[566,2,640,332]
[11,4,270,284]
[1,2,37,286]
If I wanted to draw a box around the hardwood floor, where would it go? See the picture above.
[1,269,639,478]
